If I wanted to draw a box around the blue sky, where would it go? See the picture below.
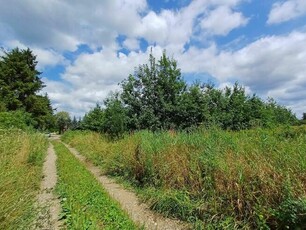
[1,0,306,117]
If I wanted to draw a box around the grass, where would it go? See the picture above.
[0,129,48,229]
[62,126,306,229]
[53,141,138,230]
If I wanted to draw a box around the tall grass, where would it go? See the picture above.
[62,126,306,228]
[0,129,48,229]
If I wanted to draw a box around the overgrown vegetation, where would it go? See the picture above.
[80,51,298,138]
[53,141,138,229]
[62,127,306,229]
[0,129,48,229]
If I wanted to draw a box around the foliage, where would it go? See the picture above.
[121,50,186,131]
[55,111,71,134]
[81,104,105,132]
[80,51,297,136]
[103,92,128,139]
[53,141,138,229]
[0,47,54,130]
[0,129,48,229]
[0,110,35,130]
[62,127,306,228]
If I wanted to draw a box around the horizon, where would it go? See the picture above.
[1,0,305,118]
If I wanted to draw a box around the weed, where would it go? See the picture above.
[0,129,48,229]
[62,126,306,228]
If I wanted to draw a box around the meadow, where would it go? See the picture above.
[0,129,48,229]
[62,126,306,229]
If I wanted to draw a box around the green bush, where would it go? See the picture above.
[0,110,35,130]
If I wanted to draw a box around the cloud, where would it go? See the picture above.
[44,46,164,117]
[200,6,249,36]
[267,0,306,24]
[178,31,306,115]
[0,0,148,51]
[123,38,140,50]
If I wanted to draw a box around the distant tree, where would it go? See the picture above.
[70,116,81,130]
[81,104,105,132]
[104,92,128,138]
[55,111,71,134]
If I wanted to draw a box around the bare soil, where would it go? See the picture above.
[63,142,191,230]
[35,142,62,230]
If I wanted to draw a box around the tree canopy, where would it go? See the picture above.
[0,47,54,130]
[80,50,298,136]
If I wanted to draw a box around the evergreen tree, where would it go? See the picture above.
[0,47,54,130]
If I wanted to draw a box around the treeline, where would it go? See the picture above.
[79,51,297,138]
[0,48,298,134]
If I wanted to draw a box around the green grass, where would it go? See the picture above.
[0,129,48,229]
[53,141,138,230]
[62,126,306,229]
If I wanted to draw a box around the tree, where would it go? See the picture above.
[0,47,54,130]
[81,104,105,132]
[55,111,71,134]
[121,50,186,131]
[104,92,128,138]
[0,48,43,110]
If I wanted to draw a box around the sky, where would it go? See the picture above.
[1,0,306,118]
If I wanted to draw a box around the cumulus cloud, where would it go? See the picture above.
[200,6,249,36]
[2,39,66,70]
[267,0,306,24]
[0,0,148,51]
[1,0,305,117]
[44,46,164,117]
[123,38,140,50]
[178,31,306,115]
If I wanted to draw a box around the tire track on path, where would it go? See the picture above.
[35,142,62,229]
[62,142,191,230]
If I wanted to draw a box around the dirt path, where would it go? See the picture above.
[35,142,62,229]
[63,142,191,230]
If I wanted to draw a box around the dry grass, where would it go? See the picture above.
[62,126,306,228]
[0,129,48,229]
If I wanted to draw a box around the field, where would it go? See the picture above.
[62,126,306,229]
[0,129,48,229]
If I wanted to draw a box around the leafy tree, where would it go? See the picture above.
[55,111,71,134]
[103,92,128,138]
[121,50,186,131]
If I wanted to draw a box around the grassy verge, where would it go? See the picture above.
[53,141,138,229]
[62,126,306,229]
[0,129,48,229]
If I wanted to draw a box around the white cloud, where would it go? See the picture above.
[32,48,66,70]
[2,0,305,117]
[0,0,148,51]
[123,38,140,50]
[267,0,306,24]
[44,46,164,117]
[177,31,306,115]
[200,6,249,36]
